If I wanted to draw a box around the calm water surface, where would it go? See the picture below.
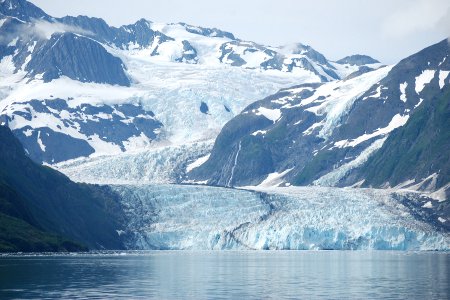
[0,251,448,299]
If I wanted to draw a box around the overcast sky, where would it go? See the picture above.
[31,0,450,64]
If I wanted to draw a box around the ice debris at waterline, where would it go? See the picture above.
[112,185,449,250]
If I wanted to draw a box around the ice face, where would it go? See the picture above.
[113,184,449,250]
[56,141,213,184]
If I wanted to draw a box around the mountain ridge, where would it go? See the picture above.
[0,125,126,251]
[0,0,448,252]
[188,39,450,202]
[1,0,380,165]
[1,0,447,204]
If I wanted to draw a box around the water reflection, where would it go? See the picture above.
[0,251,448,299]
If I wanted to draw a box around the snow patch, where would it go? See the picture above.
[299,66,393,139]
[415,70,435,94]
[241,48,271,69]
[399,82,408,102]
[257,168,293,188]
[122,133,152,151]
[439,70,450,89]
[23,128,33,137]
[429,183,450,202]
[0,18,6,29]
[37,130,46,152]
[251,130,267,136]
[314,137,386,186]
[253,107,281,123]
[394,179,417,189]
[186,153,210,172]
[334,114,409,148]
[422,201,433,208]
[414,98,424,109]
[371,85,382,98]
[7,37,18,47]
[302,121,323,135]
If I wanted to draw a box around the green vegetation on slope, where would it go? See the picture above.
[0,126,125,252]
[0,212,86,252]
[361,86,450,189]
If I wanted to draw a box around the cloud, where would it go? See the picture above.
[31,19,93,39]
[382,0,450,38]
[0,18,93,45]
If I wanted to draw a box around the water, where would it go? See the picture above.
[0,251,448,299]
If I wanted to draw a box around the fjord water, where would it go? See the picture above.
[0,251,448,299]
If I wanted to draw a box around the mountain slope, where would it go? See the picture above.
[1,99,163,164]
[0,211,85,252]
[25,32,131,86]
[0,125,125,251]
[359,86,450,197]
[0,0,344,78]
[188,39,450,201]
[0,0,383,166]
[187,67,392,186]
[0,0,50,22]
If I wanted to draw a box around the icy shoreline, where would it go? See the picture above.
[112,184,450,251]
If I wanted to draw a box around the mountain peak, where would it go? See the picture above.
[0,0,50,22]
[336,54,380,66]
[25,32,131,86]
[177,22,236,39]
[134,18,152,27]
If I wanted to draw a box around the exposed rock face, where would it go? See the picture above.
[25,33,131,86]
[336,54,380,66]
[1,100,162,164]
[189,40,450,200]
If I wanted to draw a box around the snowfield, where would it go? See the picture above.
[0,55,312,150]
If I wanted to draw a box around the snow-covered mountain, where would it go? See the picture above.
[0,0,448,250]
[188,39,450,202]
[2,0,447,204]
[0,0,381,164]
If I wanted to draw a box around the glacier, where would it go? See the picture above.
[113,184,449,250]
[54,66,396,185]
[0,6,386,164]
[0,15,332,162]
[55,141,213,184]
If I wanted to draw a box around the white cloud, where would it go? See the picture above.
[31,19,93,39]
[0,18,94,45]
[382,0,450,38]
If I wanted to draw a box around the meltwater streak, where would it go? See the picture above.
[113,185,449,250]
[0,251,448,300]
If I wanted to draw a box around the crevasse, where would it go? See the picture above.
[113,184,450,251]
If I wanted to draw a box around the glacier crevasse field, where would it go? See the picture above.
[112,185,449,250]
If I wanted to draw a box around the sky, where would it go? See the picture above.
[31,0,450,64]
